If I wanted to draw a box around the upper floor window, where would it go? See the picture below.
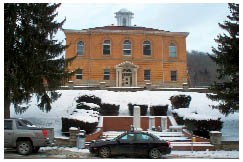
[169,43,177,58]
[123,40,131,56]
[104,69,110,80]
[143,41,151,56]
[76,69,83,80]
[103,40,111,55]
[171,70,177,81]
[77,41,84,56]
[144,69,151,81]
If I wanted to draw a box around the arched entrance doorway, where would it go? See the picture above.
[115,61,139,87]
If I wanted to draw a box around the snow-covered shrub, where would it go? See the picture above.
[61,109,99,135]
[172,112,185,125]
[169,94,191,109]
[184,118,222,132]
[76,102,100,112]
[99,103,120,116]
[172,108,223,138]
[150,105,168,116]
[128,103,148,116]
[76,95,102,105]
[185,119,223,138]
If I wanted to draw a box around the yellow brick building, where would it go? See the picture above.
[64,9,189,87]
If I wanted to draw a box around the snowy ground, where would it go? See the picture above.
[10,90,239,141]
[39,147,239,159]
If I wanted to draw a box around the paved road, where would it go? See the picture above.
[4,148,238,159]
[4,148,94,159]
[4,148,171,159]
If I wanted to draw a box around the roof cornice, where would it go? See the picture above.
[63,27,189,37]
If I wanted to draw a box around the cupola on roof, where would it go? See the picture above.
[119,8,131,12]
[115,8,134,26]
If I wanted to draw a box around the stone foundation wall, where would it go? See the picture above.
[215,141,239,151]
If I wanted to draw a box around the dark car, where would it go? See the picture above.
[89,131,172,158]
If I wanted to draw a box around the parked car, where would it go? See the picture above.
[4,118,54,155]
[89,131,172,158]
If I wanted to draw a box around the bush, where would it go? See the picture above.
[76,95,102,105]
[172,111,223,139]
[193,130,210,139]
[61,117,98,135]
[100,103,120,116]
[128,103,148,116]
[184,118,223,132]
[76,102,100,112]
[169,95,191,109]
[185,118,223,139]
[172,112,185,125]
[150,105,168,116]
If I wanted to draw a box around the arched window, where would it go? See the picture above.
[77,41,84,56]
[76,69,83,80]
[103,40,111,55]
[143,41,151,56]
[123,40,131,56]
[169,43,177,57]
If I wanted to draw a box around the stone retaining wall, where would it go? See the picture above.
[215,141,239,151]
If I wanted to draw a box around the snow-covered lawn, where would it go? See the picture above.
[10,90,239,140]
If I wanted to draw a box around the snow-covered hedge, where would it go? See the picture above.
[172,107,222,121]
[75,95,120,116]
[169,94,191,109]
[61,109,99,135]
[62,97,101,135]
[76,102,100,112]
[172,108,223,138]
[76,95,102,105]
[150,105,168,116]
[99,103,120,116]
[128,103,148,116]
[185,118,222,138]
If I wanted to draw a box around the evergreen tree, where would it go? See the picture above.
[207,3,239,116]
[4,3,73,118]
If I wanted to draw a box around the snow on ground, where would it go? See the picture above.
[10,90,239,140]
[168,150,239,159]
[40,147,239,159]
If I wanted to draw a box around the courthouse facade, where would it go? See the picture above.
[64,9,189,87]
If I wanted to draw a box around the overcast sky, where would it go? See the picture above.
[54,3,229,53]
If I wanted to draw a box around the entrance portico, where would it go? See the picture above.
[115,61,139,87]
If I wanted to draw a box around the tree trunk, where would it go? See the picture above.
[4,89,11,119]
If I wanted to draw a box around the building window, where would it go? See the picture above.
[169,43,177,57]
[123,40,131,56]
[143,41,151,56]
[104,69,110,80]
[171,71,177,81]
[77,41,84,56]
[76,69,83,80]
[103,40,111,55]
[144,69,151,80]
